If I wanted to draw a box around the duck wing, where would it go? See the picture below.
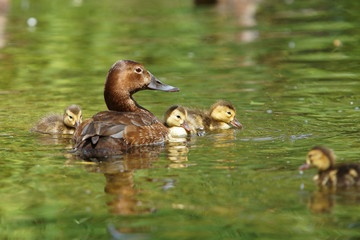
[72,111,169,157]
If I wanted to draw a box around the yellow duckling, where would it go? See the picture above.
[163,105,191,138]
[299,146,360,187]
[31,105,83,134]
[185,100,242,135]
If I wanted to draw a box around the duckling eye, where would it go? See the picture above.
[69,115,73,119]
[176,115,181,119]
[135,67,143,74]
[227,111,231,115]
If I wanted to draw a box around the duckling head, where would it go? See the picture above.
[163,105,191,132]
[63,105,83,128]
[209,100,242,128]
[299,146,336,171]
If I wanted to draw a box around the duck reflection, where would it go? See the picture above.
[68,141,189,216]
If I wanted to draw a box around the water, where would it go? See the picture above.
[1,0,360,239]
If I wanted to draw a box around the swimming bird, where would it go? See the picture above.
[31,105,82,134]
[177,100,242,135]
[163,105,191,138]
[299,146,360,187]
[72,60,179,158]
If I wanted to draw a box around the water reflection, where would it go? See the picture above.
[305,187,360,214]
[66,141,190,216]
[0,0,9,48]
[194,0,260,43]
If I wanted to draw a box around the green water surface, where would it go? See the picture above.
[1,0,360,239]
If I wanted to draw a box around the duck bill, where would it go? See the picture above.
[230,117,242,128]
[181,121,191,132]
[147,72,179,92]
[299,163,310,171]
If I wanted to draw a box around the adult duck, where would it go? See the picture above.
[73,60,179,158]
[299,146,360,187]
[31,105,82,134]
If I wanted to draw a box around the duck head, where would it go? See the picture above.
[104,60,179,111]
[63,105,83,128]
[209,100,242,128]
[299,146,336,171]
[164,105,191,132]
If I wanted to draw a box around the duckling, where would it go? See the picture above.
[184,100,242,135]
[208,100,242,130]
[31,105,83,134]
[299,146,360,187]
[163,105,191,138]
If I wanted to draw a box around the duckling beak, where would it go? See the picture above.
[147,72,179,92]
[181,121,191,132]
[299,163,310,171]
[230,117,242,129]
[75,121,80,128]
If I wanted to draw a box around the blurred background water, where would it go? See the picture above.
[1,0,360,239]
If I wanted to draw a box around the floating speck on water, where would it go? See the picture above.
[338,110,343,113]
[350,101,354,105]
[288,41,296,49]
[27,17,37,27]
[187,52,195,58]
[266,110,272,114]
[286,161,290,164]
[85,189,91,194]
[298,98,304,101]
[227,174,231,178]
[299,170,303,175]
[355,107,359,110]
[304,120,308,124]
[300,183,304,190]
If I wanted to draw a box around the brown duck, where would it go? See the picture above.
[299,146,360,187]
[72,60,179,158]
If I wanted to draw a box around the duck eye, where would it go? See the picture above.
[227,111,231,115]
[69,115,73,119]
[176,115,181,119]
[135,67,143,74]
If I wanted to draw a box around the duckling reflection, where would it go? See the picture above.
[307,189,335,214]
[31,105,83,135]
[304,187,360,214]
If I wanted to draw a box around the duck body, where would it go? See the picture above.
[31,105,82,134]
[73,60,179,158]
[299,146,360,188]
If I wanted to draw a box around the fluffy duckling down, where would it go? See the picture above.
[163,105,191,138]
[299,146,360,187]
[31,105,82,134]
[177,100,242,135]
